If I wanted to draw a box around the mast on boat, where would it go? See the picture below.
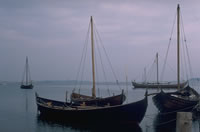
[177,4,180,90]
[90,16,96,98]
[144,67,146,84]
[26,56,28,85]
[156,53,159,84]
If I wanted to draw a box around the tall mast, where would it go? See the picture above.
[144,67,146,83]
[26,56,28,85]
[156,53,159,84]
[177,4,180,90]
[90,16,96,98]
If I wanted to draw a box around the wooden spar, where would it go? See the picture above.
[90,16,96,98]
[156,53,159,84]
[144,68,146,83]
[177,4,180,90]
[26,56,28,85]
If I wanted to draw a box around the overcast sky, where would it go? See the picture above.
[0,0,200,82]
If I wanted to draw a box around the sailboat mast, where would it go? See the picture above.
[90,16,96,98]
[26,56,28,85]
[144,68,146,83]
[177,4,180,90]
[156,53,159,84]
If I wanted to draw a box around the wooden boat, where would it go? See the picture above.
[152,4,199,113]
[71,16,125,106]
[20,56,34,89]
[132,81,187,89]
[36,92,147,124]
[153,85,199,113]
[71,92,126,106]
[132,53,187,89]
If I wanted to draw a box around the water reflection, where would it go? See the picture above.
[37,114,142,132]
[153,113,176,132]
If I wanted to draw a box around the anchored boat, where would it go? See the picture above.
[20,56,33,89]
[153,4,199,113]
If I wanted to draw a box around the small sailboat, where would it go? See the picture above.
[71,16,125,106]
[153,4,199,113]
[132,53,187,89]
[20,56,33,89]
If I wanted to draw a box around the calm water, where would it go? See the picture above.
[0,81,200,132]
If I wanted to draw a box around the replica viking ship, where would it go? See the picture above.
[36,91,147,124]
[20,56,33,89]
[132,53,187,89]
[71,16,125,106]
[153,4,199,113]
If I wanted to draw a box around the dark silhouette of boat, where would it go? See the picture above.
[35,91,148,124]
[71,92,126,106]
[71,16,125,106]
[153,4,199,113]
[153,85,199,113]
[20,56,33,89]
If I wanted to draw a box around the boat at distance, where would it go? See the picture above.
[132,81,187,89]
[20,56,33,89]
[132,53,187,89]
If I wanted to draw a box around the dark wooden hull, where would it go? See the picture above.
[71,91,126,106]
[152,87,199,113]
[132,81,187,89]
[36,93,148,124]
[20,84,33,89]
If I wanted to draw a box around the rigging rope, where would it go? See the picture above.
[94,27,111,96]
[160,12,177,82]
[74,21,90,91]
[94,23,122,90]
[181,26,188,80]
[180,12,194,78]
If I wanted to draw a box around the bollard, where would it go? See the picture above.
[176,112,192,132]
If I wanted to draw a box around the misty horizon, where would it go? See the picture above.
[0,1,200,82]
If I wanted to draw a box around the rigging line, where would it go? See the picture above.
[73,22,90,90]
[21,61,26,84]
[93,31,101,98]
[75,22,90,91]
[79,33,89,90]
[94,27,111,96]
[151,58,157,82]
[180,11,194,78]
[146,58,156,82]
[94,23,122,90]
[180,37,185,81]
[181,27,188,80]
[27,61,32,83]
[140,55,158,83]
[143,55,156,82]
[179,14,188,80]
[133,52,157,83]
[160,12,177,82]
[180,14,194,78]
[185,42,193,78]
